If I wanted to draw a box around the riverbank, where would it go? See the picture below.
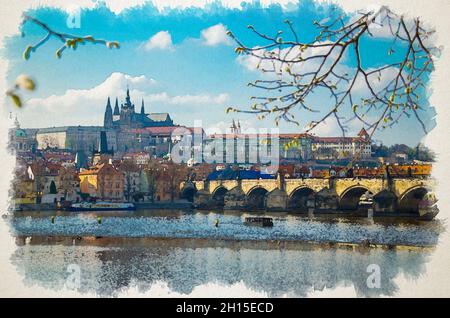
[135,201,193,210]
[13,235,436,251]
[11,202,437,221]
[13,201,194,211]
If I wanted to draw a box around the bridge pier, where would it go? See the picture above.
[373,190,397,214]
[265,189,288,211]
[194,189,215,209]
[315,188,339,211]
[223,187,246,210]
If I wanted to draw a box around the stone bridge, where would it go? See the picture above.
[181,177,436,215]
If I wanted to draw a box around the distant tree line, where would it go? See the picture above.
[372,143,435,162]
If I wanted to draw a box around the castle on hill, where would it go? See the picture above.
[11,88,178,157]
[104,87,174,129]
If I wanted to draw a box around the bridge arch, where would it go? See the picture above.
[339,186,373,211]
[212,186,228,207]
[246,186,269,210]
[181,186,197,202]
[398,186,430,214]
[373,189,397,213]
[288,187,315,212]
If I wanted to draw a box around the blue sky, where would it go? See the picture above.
[2,0,436,146]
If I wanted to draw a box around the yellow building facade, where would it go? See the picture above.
[79,163,125,201]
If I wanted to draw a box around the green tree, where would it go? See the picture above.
[160,160,189,202]
[144,157,161,203]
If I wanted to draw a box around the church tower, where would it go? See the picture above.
[140,99,145,115]
[104,97,113,129]
[123,87,135,112]
[92,130,112,165]
[14,115,20,128]
[113,97,120,116]
[357,127,370,141]
[120,87,135,128]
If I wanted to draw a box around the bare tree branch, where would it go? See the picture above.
[226,6,438,141]
[22,14,120,60]
[7,15,120,108]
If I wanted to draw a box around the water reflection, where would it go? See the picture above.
[8,209,441,297]
[11,237,430,297]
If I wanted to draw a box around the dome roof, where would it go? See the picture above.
[15,129,27,137]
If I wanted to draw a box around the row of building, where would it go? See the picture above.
[12,150,431,206]
[13,152,189,204]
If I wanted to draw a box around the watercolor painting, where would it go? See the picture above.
[0,0,449,298]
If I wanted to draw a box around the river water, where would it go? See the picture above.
[6,209,446,297]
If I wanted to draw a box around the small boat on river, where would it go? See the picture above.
[244,217,273,227]
[68,202,136,212]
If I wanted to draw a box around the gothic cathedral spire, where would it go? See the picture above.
[123,85,135,111]
[113,97,120,115]
[125,86,131,106]
[104,97,113,129]
[141,99,145,115]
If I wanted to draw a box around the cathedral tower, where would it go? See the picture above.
[120,87,135,127]
[113,97,120,116]
[93,130,112,165]
[123,87,134,112]
[140,98,145,115]
[104,97,113,129]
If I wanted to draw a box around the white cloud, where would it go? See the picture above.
[200,23,232,46]
[304,118,342,136]
[170,93,229,105]
[236,43,406,127]
[143,31,174,50]
[27,72,156,108]
[353,66,399,94]
[305,117,368,137]
[366,7,418,40]
[237,42,346,81]
[94,72,157,94]
[144,92,229,105]
[237,44,402,99]
[205,119,254,135]
[23,72,156,127]
[21,72,229,128]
